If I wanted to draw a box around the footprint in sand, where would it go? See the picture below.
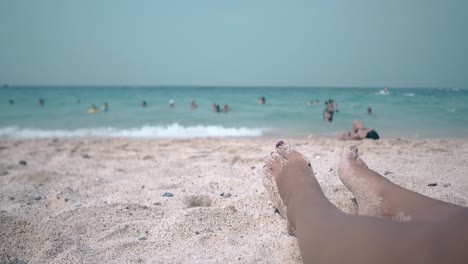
[183,195,212,208]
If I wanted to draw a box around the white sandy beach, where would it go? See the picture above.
[1,137,468,263]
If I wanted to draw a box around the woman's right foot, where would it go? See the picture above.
[263,140,323,235]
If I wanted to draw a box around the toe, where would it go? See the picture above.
[276,140,312,167]
[264,151,284,174]
[339,145,369,171]
[341,145,359,160]
[276,140,295,159]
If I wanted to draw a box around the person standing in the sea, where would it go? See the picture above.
[323,99,335,122]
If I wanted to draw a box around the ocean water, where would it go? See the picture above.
[1,86,467,139]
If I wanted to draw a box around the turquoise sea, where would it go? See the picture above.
[1,86,467,139]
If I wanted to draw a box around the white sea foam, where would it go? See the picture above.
[403,93,415,97]
[0,124,263,139]
[376,90,390,95]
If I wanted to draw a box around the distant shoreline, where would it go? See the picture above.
[2,85,466,90]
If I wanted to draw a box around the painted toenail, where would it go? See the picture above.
[276,140,284,148]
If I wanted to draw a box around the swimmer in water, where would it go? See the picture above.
[308,99,319,106]
[141,100,147,108]
[169,99,174,108]
[88,104,99,114]
[258,97,265,104]
[212,103,220,112]
[323,99,335,122]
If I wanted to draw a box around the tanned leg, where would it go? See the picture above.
[263,141,468,264]
[352,120,365,131]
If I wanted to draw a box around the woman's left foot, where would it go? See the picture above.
[338,145,389,217]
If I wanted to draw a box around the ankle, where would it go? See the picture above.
[286,191,339,231]
[280,175,320,204]
[287,184,333,212]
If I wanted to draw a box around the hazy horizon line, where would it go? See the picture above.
[1,84,465,90]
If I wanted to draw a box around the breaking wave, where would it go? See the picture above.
[0,124,264,138]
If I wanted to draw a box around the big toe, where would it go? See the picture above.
[341,145,359,161]
[263,151,285,176]
[275,140,294,159]
[339,145,368,176]
[276,140,312,168]
[339,146,358,175]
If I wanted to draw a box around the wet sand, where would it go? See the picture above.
[1,137,467,263]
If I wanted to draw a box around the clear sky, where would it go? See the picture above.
[1,0,467,88]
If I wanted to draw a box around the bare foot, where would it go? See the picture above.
[339,145,468,222]
[263,141,321,235]
[338,145,391,217]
